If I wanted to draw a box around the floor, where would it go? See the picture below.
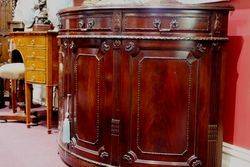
[0,105,68,167]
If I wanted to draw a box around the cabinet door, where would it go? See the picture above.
[121,40,203,166]
[70,40,113,163]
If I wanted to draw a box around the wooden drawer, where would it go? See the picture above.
[26,70,46,83]
[27,36,46,46]
[65,14,113,32]
[26,59,46,71]
[123,13,210,33]
[13,36,46,47]
[13,37,29,47]
[25,48,47,59]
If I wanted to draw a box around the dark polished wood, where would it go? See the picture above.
[58,3,233,167]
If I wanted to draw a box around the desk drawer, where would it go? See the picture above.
[26,70,46,84]
[26,59,46,71]
[27,36,46,46]
[13,36,46,47]
[64,14,113,32]
[123,12,210,33]
[25,48,47,59]
[13,37,29,47]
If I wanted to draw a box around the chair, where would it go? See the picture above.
[0,49,25,113]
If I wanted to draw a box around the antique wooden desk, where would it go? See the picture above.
[10,31,59,134]
[58,2,233,167]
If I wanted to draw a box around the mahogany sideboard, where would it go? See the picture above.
[10,31,59,134]
[58,3,233,167]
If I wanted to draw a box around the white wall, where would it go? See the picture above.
[13,0,73,30]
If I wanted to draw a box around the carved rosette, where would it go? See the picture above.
[98,146,109,160]
[123,151,137,164]
[113,40,121,49]
[187,155,202,167]
[125,41,140,57]
[191,43,207,61]
[101,41,111,54]
[187,43,207,64]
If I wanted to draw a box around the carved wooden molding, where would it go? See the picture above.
[0,0,9,6]
[208,125,218,141]
[191,43,208,60]
[69,41,77,53]
[123,151,137,163]
[207,125,218,167]
[111,119,120,136]
[62,40,69,49]
[98,146,109,160]
[113,11,122,32]
[70,137,77,148]
[125,41,139,57]
[214,13,223,34]
[101,41,111,53]
[187,155,202,167]
[58,35,229,41]
[113,40,121,49]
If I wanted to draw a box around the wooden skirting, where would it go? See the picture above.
[222,142,250,167]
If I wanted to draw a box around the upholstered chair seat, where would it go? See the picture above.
[0,63,25,80]
[0,63,25,113]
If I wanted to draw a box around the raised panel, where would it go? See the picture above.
[72,44,112,162]
[129,50,198,164]
[138,58,190,155]
[74,52,103,145]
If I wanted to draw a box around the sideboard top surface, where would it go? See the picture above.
[59,2,233,14]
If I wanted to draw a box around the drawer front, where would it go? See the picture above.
[25,48,47,59]
[27,36,46,46]
[26,59,46,71]
[26,70,46,83]
[123,13,210,33]
[13,37,29,47]
[64,14,113,32]
[13,36,46,47]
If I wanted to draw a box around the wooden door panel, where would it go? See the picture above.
[138,58,190,155]
[72,44,112,162]
[127,49,199,165]
[75,54,100,144]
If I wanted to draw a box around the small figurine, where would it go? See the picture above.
[29,0,53,29]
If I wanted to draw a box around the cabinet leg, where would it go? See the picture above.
[46,86,53,134]
[25,83,31,128]
[11,79,17,113]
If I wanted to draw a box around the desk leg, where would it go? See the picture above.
[25,83,31,128]
[11,79,17,113]
[46,85,53,134]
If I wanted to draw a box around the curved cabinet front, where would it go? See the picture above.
[58,5,232,167]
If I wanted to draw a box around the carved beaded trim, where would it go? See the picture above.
[58,35,228,41]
